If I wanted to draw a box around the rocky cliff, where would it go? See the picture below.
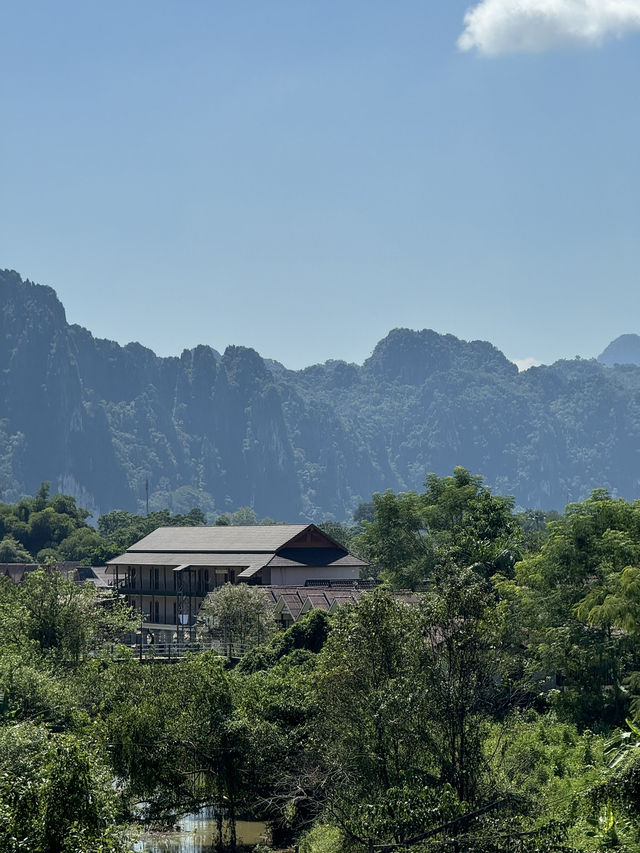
[2,269,640,518]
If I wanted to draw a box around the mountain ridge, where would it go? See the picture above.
[2,268,639,518]
[598,334,640,368]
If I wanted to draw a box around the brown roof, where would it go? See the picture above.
[277,591,306,619]
[0,563,39,583]
[261,584,373,619]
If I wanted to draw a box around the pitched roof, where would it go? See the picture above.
[110,552,274,567]
[125,524,313,554]
[107,523,366,577]
[0,563,39,583]
[267,548,366,568]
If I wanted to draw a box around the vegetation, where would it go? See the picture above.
[198,583,278,655]
[0,481,287,568]
[6,269,640,521]
[5,471,640,850]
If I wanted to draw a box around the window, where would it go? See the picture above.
[130,567,136,590]
[154,600,160,623]
[154,567,159,590]
[173,601,177,623]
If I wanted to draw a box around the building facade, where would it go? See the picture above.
[108,524,367,641]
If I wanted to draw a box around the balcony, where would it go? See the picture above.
[118,583,209,597]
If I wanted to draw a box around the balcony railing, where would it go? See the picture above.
[110,639,255,661]
[116,584,210,596]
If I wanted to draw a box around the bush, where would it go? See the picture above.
[298,824,344,853]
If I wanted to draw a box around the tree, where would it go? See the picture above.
[198,583,277,656]
[56,527,111,565]
[106,653,266,849]
[318,520,355,550]
[356,468,521,589]
[0,722,130,852]
[0,533,33,562]
[418,568,507,803]
[421,467,521,576]
[513,490,640,726]
[355,490,433,587]
[5,568,138,663]
[298,580,530,850]
[230,506,258,526]
[307,590,440,846]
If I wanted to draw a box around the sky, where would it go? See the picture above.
[2,0,640,370]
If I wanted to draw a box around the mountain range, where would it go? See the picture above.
[2,268,640,520]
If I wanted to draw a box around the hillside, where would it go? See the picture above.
[598,334,640,367]
[2,268,640,518]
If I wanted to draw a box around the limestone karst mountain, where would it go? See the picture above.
[2,268,640,518]
[598,334,640,368]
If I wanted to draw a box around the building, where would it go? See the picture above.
[0,562,110,588]
[0,563,38,584]
[263,581,406,628]
[107,524,367,641]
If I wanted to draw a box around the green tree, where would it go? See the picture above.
[198,583,277,656]
[5,568,138,663]
[308,590,439,846]
[301,581,530,850]
[0,533,33,562]
[356,467,520,589]
[0,723,130,853]
[106,654,267,849]
[56,527,112,565]
[513,490,640,726]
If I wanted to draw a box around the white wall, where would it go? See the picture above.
[269,565,360,585]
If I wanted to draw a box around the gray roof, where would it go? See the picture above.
[125,525,311,554]
[107,524,369,580]
[267,551,366,568]
[109,551,274,567]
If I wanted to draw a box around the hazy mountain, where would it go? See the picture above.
[598,334,640,368]
[2,268,640,519]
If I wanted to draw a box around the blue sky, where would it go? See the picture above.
[2,1,640,369]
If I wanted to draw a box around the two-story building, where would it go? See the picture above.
[107,523,367,641]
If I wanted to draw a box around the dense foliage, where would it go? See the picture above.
[0,481,211,564]
[5,472,640,850]
[3,269,640,520]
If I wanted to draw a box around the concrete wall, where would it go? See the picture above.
[269,565,360,585]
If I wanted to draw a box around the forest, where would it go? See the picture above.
[4,268,640,522]
[3,468,640,852]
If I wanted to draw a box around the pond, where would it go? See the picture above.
[135,809,269,852]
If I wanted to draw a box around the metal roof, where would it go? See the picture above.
[126,525,311,554]
[267,549,366,568]
[108,552,274,567]
[237,564,264,579]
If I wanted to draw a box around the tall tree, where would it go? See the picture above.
[512,490,640,726]
[356,467,521,588]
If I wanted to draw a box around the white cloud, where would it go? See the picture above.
[513,356,542,371]
[458,0,640,55]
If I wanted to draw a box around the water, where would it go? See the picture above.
[135,809,269,852]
